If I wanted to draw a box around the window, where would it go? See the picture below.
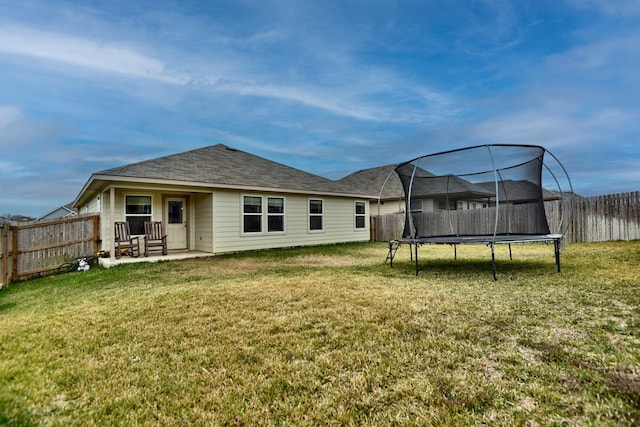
[267,197,285,232]
[168,200,183,224]
[309,199,323,231]
[243,196,262,233]
[125,195,152,235]
[243,195,285,234]
[355,201,366,229]
[437,199,457,211]
[410,199,423,213]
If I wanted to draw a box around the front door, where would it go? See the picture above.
[165,197,187,250]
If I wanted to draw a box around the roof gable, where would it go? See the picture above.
[96,144,357,195]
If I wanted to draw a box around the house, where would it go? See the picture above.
[336,164,496,215]
[37,203,78,221]
[72,144,372,261]
[335,164,404,215]
[337,163,563,217]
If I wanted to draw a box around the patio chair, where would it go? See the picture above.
[114,221,140,259]
[144,221,167,257]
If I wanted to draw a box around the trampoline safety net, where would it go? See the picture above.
[386,144,573,278]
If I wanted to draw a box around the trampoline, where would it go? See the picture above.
[383,144,573,279]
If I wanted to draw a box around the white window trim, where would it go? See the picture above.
[241,194,287,235]
[308,198,324,233]
[124,194,153,236]
[241,194,263,235]
[354,200,367,231]
[267,196,286,234]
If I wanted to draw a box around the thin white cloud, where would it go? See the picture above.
[0,160,35,178]
[564,0,640,17]
[0,105,22,128]
[0,25,188,84]
[471,105,632,150]
[213,79,380,121]
[452,0,523,55]
[0,24,451,124]
[0,104,67,148]
[546,35,640,83]
[212,74,456,124]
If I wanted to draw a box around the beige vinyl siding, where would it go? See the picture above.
[213,190,369,254]
[99,189,113,252]
[77,194,105,249]
[107,189,155,252]
[81,196,101,214]
[100,189,174,252]
[424,199,436,212]
[371,198,442,215]
[194,193,213,252]
[88,183,370,255]
[371,199,406,215]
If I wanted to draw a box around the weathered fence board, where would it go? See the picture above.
[0,224,13,289]
[373,192,640,244]
[0,214,100,288]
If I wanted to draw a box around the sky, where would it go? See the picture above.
[1,0,639,217]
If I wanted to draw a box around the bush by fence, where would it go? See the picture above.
[0,214,100,289]
[372,192,640,244]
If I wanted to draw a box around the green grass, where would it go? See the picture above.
[1,241,639,425]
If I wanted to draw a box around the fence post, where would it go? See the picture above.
[12,225,18,282]
[369,216,376,242]
[93,214,101,255]
[1,225,7,288]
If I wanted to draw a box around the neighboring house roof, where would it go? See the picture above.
[394,163,495,199]
[37,203,78,221]
[335,164,404,200]
[409,177,496,200]
[74,144,370,206]
[339,165,565,203]
[475,180,561,203]
[339,164,495,201]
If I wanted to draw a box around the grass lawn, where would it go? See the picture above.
[1,241,639,426]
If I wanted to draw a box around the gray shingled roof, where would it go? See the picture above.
[95,144,363,196]
[335,164,404,199]
[338,163,498,201]
[475,180,561,202]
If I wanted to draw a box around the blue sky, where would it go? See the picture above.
[1,0,639,217]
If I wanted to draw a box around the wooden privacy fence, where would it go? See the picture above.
[372,192,640,244]
[0,214,100,289]
[569,192,640,242]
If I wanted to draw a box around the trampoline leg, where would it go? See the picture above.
[554,239,561,273]
[491,243,497,281]
[409,244,413,261]
[508,243,513,260]
[453,244,457,260]
[415,243,419,276]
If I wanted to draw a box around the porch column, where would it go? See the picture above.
[110,186,115,262]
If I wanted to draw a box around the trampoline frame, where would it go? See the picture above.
[386,234,563,280]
